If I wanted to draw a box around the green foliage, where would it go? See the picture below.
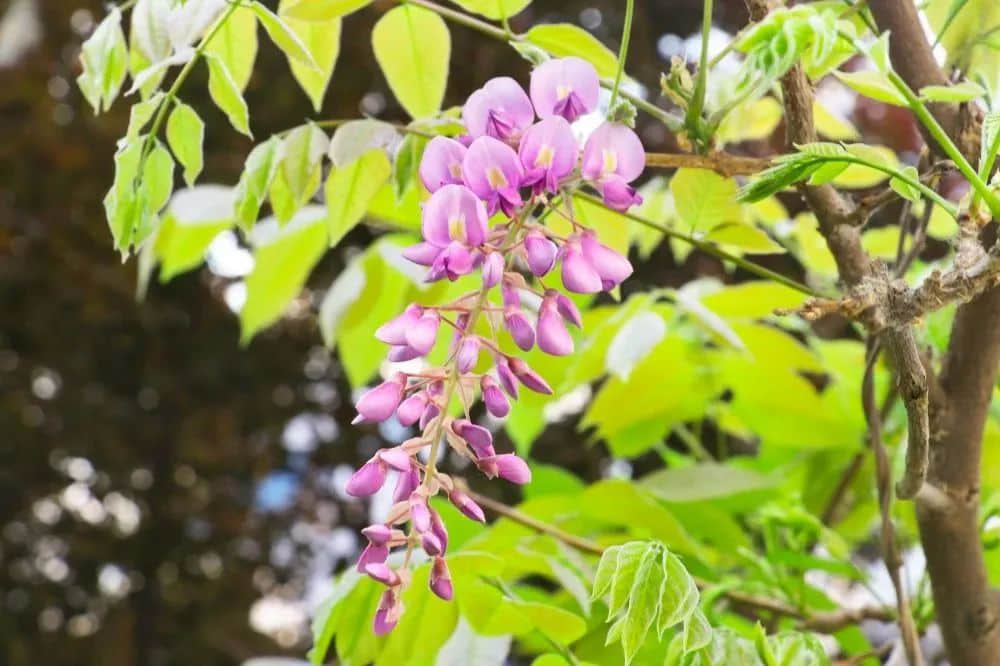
[451,0,532,21]
[524,24,620,78]
[325,149,392,246]
[372,5,451,119]
[166,102,205,186]
[278,0,342,111]
[205,53,252,137]
[77,8,128,113]
[203,5,258,92]
[282,0,373,21]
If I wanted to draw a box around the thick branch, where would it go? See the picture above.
[645,151,771,176]
[882,325,929,499]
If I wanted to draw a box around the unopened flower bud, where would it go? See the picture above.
[345,459,388,497]
[524,230,558,276]
[449,490,486,523]
[481,375,510,418]
[430,557,454,601]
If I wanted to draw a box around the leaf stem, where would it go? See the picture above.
[685,0,715,140]
[607,0,634,113]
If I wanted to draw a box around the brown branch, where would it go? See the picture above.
[867,5,1000,660]
[883,326,929,499]
[862,340,925,666]
[461,485,894,633]
[644,151,771,176]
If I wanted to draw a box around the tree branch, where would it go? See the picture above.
[645,151,771,176]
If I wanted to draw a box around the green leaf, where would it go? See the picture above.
[372,5,450,119]
[203,5,258,92]
[705,223,785,254]
[130,0,172,65]
[325,149,392,246]
[981,109,1000,174]
[671,169,742,233]
[104,139,146,253]
[155,186,235,281]
[605,311,667,381]
[524,23,619,77]
[832,70,906,106]
[581,481,699,554]
[278,0,342,112]
[641,464,778,503]
[308,569,364,666]
[143,139,175,218]
[241,207,328,343]
[282,0,373,21]
[515,601,586,644]
[77,8,128,113]
[319,259,366,348]
[205,53,252,137]
[450,0,531,20]
[890,165,922,202]
[658,552,698,633]
[834,145,899,189]
[379,563,459,665]
[280,123,330,210]
[701,281,805,319]
[126,92,165,141]
[435,619,512,666]
[166,102,205,186]
[329,119,400,167]
[393,133,428,201]
[920,81,985,102]
[234,136,284,230]
[250,1,318,69]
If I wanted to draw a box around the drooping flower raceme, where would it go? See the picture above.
[346,58,644,635]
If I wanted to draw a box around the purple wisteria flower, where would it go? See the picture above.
[530,56,600,122]
[419,136,467,192]
[581,121,646,210]
[463,136,524,216]
[345,58,645,637]
[518,116,578,194]
[463,76,534,142]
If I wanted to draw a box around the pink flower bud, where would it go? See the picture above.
[373,589,402,635]
[453,419,495,458]
[581,122,645,211]
[361,524,393,546]
[494,453,532,484]
[419,403,441,431]
[428,241,476,282]
[393,467,420,503]
[508,357,553,394]
[449,490,486,523]
[345,459,388,497]
[405,313,441,355]
[581,231,633,289]
[482,251,504,289]
[524,230,558,276]
[536,298,574,356]
[555,292,583,328]
[365,562,401,586]
[530,57,600,123]
[561,243,603,294]
[353,374,406,424]
[430,556,454,601]
[356,543,389,572]
[481,375,510,418]
[463,76,534,142]
[421,531,443,556]
[410,493,431,533]
[431,509,449,554]
[456,336,482,373]
[501,280,521,309]
[396,392,429,427]
[504,307,536,351]
[495,357,519,399]
[376,305,422,346]
[378,447,412,472]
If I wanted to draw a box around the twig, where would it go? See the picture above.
[645,151,772,176]
[461,485,894,633]
[883,325,929,500]
[861,339,925,666]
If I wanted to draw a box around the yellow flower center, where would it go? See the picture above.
[535,145,555,168]
[556,84,572,100]
[449,215,466,242]
[487,166,508,189]
[601,148,618,175]
[448,162,463,179]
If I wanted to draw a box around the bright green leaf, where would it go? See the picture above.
[372,5,450,118]
[450,0,531,20]
[166,102,205,186]
[641,464,778,503]
[281,123,330,210]
[234,136,284,230]
[282,0,373,20]
[205,53,252,137]
[705,222,785,254]
[325,149,392,246]
[525,23,619,78]
[250,1,318,68]
[920,80,985,102]
[671,169,742,233]
[278,0,341,112]
[319,259,366,347]
[204,5,258,91]
[77,8,128,113]
[155,185,235,281]
[833,69,906,106]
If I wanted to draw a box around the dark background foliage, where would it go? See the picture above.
[0,1,919,664]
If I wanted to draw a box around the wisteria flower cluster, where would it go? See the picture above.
[345,56,644,634]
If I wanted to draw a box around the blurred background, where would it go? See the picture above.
[0,1,925,664]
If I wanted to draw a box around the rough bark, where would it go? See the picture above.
[868,2,1000,663]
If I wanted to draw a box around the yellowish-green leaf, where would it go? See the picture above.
[250,1,318,68]
[813,99,860,140]
[702,281,805,319]
[372,5,450,118]
[717,97,782,144]
[524,23,619,78]
[234,136,284,230]
[833,145,899,188]
[833,69,906,106]
[77,8,128,113]
[143,140,175,218]
[325,149,392,246]
[203,5,258,91]
[241,208,328,343]
[156,186,235,281]
[282,0,372,20]
[281,123,330,209]
[166,102,205,186]
[279,0,341,112]
[861,225,902,260]
[671,168,742,232]
[450,0,531,20]
[205,53,252,136]
[920,81,985,103]
[705,222,785,254]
